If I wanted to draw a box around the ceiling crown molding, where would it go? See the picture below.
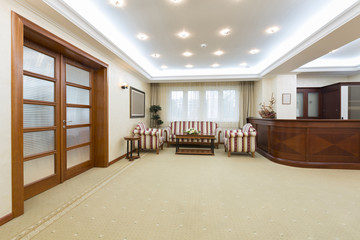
[260,1,360,77]
[43,0,152,80]
[43,0,360,81]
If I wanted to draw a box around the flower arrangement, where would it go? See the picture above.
[259,94,276,118]
[186,128,201,135]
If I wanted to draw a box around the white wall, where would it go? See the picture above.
[254,75,297,119]
[0,0,150,218]
[274,75,297,119]
[348,72,360,82]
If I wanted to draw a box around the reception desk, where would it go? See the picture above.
[247,118,360,169]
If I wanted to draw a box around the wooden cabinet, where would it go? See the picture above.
[296,88,322,119]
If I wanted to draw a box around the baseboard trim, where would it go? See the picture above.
[0,213,13,226]
[108,154,126,166]
[109,149,140,166]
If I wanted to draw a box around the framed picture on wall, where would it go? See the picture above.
[282,93,291,105]
[130,87,145,118]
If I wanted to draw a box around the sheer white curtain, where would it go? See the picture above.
[157,82,243,129]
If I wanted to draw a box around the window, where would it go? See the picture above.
[222,90,236,121]
[206,91,218,119]
[168,87,239,124]
[169,91,183,120]
[187,91,200,120]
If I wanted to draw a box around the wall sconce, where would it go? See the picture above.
[121,83,129,89]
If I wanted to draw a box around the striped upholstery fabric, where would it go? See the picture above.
[164,121,221,143]
[224,130,243,152]
[133,122,164,153]
[224,124,257,157]
[242,123,256,153]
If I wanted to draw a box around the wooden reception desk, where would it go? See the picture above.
[247,118,360,169]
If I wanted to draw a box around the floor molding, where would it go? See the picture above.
[109,149,139,166]
[0,213,13,226]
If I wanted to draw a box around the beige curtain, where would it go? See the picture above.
[150,83,159,105]
[239,81,254,127]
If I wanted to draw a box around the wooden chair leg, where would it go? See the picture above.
[251,152,255,158]
[156,148,159,154]
[161,144,163,150]
[228,151,231,157]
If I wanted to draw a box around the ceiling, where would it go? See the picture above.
[41,0,360,81]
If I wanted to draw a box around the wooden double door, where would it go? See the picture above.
[23,41,94,199]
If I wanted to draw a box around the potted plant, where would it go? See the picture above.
[150,105,163,128]
[259,94,276,118]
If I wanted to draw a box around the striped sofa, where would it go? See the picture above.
[224,123,257,158]
[164,121,222,148]
[133,122,165,154]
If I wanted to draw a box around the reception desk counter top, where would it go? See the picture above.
[248,118,360,169]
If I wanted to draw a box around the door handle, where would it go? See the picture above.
[62,120,72,128]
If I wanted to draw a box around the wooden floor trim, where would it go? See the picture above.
[108,153,127,166]
[109,148,140,166]
[0,213,13,226]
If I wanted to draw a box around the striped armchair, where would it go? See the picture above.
[163,121,222,148]
[133,122,165,154]
[224,123,257,158]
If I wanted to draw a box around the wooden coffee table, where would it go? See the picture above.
[175,134,216,155]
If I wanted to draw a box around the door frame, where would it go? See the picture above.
[11,12,109,218]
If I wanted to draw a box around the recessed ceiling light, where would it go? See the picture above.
[329,49,338,53]
[266,26,280,34]
[113,0,125,7]
[160,65,168,69]
[214,50,224,56]
[171,0,182,3]
[220,28,231,36]
[211,63,220,68]
[177,31,190,39]
[137,33,148,40]
[183,51,193,57]
[239,62,248,67]
[185,64,193,68]
[151,53,161,58]
[249,49,260,54]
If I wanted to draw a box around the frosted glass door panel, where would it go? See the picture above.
[24,130,55,157]
[23,104,54,128]
[67,127,90,147]
[308,92,319,117]
[349,86,360,119]
[23,46,54,77]
[67,145,90,168]
[66,64,90,87]
[67,107,90,125]
[66,86,90,105]
[23,76,54,102]
[296,93,304,117]
[24,155,55,185]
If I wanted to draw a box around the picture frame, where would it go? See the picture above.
[282,93,291,105]
[130,87,145,118]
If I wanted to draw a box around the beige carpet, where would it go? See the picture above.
[1,147,360,240]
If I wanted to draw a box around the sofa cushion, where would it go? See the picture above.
[170,121,218,135]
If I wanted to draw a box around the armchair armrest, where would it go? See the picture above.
[230,131,243,138]
[215,127,222,142]
[133,129,144,135]
[162,127,171,142]
[144,129,159,136]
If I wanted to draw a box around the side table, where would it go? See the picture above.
[124,135,140,161]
